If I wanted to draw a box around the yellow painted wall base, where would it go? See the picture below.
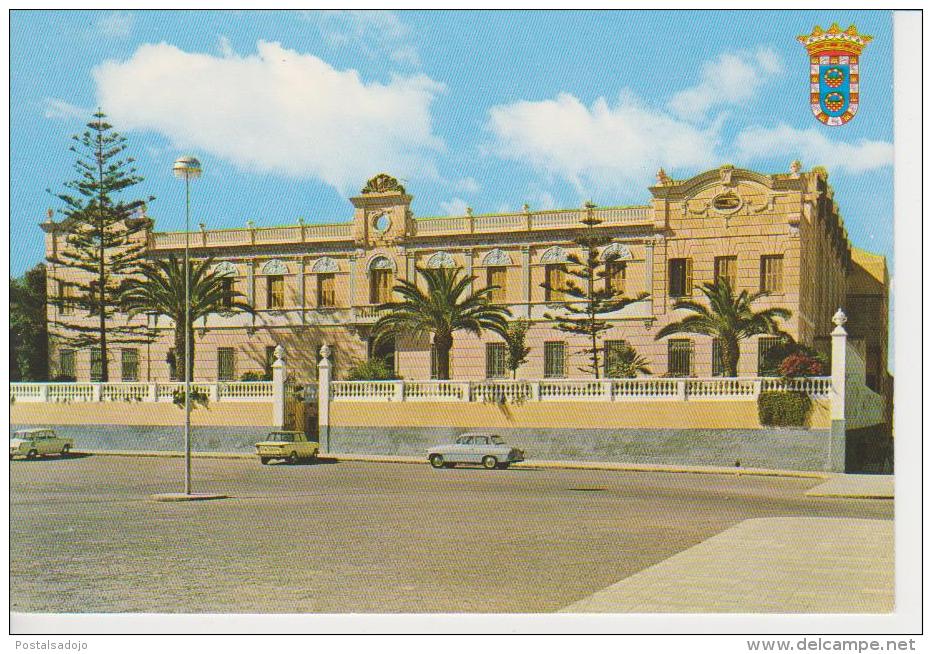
[12,402,274,427]
[332,399,831,430]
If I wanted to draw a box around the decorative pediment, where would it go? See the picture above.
[311,257,339,274]
[483,248,513,266]
[540,246,568,264]
[600,243,633,262]
[261,259,289,275]
[213,261,237,277]
[368,255,395,271]
[361,173,405,195]
[426,251,456,269]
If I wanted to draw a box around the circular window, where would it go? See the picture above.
[711,192,742,212]
[373,213,391,232]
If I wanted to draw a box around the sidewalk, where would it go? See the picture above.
[562,517,894,613]
[805,474,894,499]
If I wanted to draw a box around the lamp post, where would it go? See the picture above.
[172,155,201,495]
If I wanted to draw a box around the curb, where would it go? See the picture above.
[73,449,830,480]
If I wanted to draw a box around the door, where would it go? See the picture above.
[36,431,54,455]
[449,436,471,463]
[467,435,489,463]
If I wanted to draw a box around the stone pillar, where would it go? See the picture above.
[521,246,531,318]
[317,344,332,453]
[645,238,655,316]
[298,257,306,318]
[148,383,158,402]
[465,248,474,294]
[829,309,848,472]
[272,345,286,429]
[247,258,256,305]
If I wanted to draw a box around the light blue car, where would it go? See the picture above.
[427,432,526,470]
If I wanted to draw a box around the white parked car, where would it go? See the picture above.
[427,432,525,469]
[10,429,74,459]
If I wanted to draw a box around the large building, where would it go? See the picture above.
[42,165,890,392]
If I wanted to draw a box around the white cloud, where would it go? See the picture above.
[43,98,88,121]
[735,124,894,173]
[438,197,470,216]
[97,11,134,39]
[453,176,480,194]
[218,35,235,58]
[92,41,446,194]
[304,10,421,68]
[486,91,719,195]
[668,48,783,120]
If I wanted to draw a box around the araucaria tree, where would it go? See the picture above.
[542,205,648,378]
[504,319,531,379]
[121,255,254,380]
[48,110,154,381]
[371,266,512,380]
[655,279,791,377]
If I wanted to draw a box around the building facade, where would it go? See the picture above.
[43,165,890,390]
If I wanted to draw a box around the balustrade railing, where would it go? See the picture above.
[11,381,275,403]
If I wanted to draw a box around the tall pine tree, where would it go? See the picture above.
[541,203,648,378]
[48,109,154,381]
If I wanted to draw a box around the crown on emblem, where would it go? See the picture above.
[797,23,873,56]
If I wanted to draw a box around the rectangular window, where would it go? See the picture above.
[168,348,178,381]
[90,348,103,382]
[757,337,782,375]
[121,348,139,382]
[267,275,284,309]
[604,340,627,377]
[545,264,566,301]
[669,258,693,298]
[606,262,626,295]
[760,255,784,294]
[59,349,75,379]
[220,278,234,310]
[486,266,507,304]
[485,342,507,379]
[711,339,726,377]
[667,339,693,377]
[58,282,76,315]
[714,256,737,289]
[370,269,393,304]
[317,273,336,307]
[544,341,567,378]
[218,347,236,381]
[430,344,440,380]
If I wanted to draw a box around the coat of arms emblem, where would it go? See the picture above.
[798,23,872,126]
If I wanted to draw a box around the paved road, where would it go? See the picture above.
[10,455,893,613]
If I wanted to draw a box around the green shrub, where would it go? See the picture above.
[240,371,271,381]
[757,390,812,427]
[346,358,397,381]
[172,388,209,410]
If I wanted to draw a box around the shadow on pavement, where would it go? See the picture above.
[11,452,94,463]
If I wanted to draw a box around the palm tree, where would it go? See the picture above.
[606,344,651,378]
[121,255,253,380]
[655,279,790,377]
[371,266,512,380]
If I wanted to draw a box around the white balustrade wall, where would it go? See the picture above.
[10,381,276,403]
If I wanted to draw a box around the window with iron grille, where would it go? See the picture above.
[430,344,440,380]
[218,347,236,381]
[486,266,507,303]
[370,269,392,304]
[669,258,692,297]
[544,341,567,378]
[220,278,234,310]
[317,273,335,307]
[486,343,507,379]
[544,264,566,301]
[121,348,139,382]
[58,281,76,315]
[712,339,726,377]
[714,256,737,289]
[267,275,285,308]
[757,337,781,375]
[667,339,692,376]
[603,340,628,376]
[90,348,103,382]
[59,349,75,379]
[759,255,783,293]
[606,262,626,295]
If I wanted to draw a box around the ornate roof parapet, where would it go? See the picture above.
[361,173,406,196]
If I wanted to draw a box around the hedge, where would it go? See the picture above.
[757,390,812,427]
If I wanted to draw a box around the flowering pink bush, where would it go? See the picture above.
[778,353,826,378]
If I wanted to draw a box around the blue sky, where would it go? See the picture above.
[11,10,894,277]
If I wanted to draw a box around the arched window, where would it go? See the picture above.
[600,242,633,262]
[426,251,456,269]
[367,255,395,271]
[261,259,289,275]
[540,246,568,264]
[311,257,339,274]
[482,248,512,266]
[213,261,237,277]
[368,256,394,304]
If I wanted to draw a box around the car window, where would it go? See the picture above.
[474,436,489,445]
[456,436,471,445]
[490,436,505,445]
[270,433,294,442]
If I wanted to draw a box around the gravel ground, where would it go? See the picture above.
[10,454,893,613]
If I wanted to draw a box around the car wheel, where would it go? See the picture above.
[26,449,38,460]
[287,451,299,465]
[482,455,498,470]
[61,445,71,457]
[260,457,270,465]
[308,450,318,462]
[429,454,445,469]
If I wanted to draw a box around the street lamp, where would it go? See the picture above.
[173,155,201,495]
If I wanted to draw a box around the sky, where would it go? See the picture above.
[10,9,894,278]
